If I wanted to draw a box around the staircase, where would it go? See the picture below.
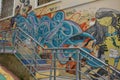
[13,28,54,80]
[0,27,120,80]
[14,27,120,80]
[0,10,120,80]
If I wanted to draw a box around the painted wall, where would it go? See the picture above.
[0,0,120,70]
[0,0,96,29]
[34,0,96,15]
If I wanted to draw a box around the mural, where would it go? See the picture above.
[0,20,12,30]
[1,0,33,50]
[0,20,13,50]
[13,7,120,73]
[14,0,32,17]
[0,0,119,75]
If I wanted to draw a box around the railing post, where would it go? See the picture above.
[54,50,56,80]
[33,41,37,75]
[76,50,81,80]
[2,32,6,53]
[49,50,56,80]
[49,52,53,80]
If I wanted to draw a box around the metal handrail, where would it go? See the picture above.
[14,50,38,80]
[14,29,55,79]
[15,47,54,79]
[45,48,120,77]
[44,48,106,80]
[15,36,41,60]
[1,27,120,80]
[17,27,44,49]
[16,27,120,79]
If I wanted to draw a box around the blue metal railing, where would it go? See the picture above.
[1,27,120,80]
[15,27,120,80]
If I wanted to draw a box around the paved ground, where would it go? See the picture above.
[40,77,87,80]
[0,64,19,80]
[41,78,70,80]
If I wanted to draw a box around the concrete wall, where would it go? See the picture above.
[0,0,120,69]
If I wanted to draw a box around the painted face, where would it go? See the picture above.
[97,17,112,26]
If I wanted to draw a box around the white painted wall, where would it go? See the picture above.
[72,0,120,11]
[33,0,120,15]
[1,0,120,21]
[60,0,95,10]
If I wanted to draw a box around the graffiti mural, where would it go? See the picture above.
[85,8,120,70]
[0,20,11,30]
[14,0,32,17]
[13,7,120,72]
